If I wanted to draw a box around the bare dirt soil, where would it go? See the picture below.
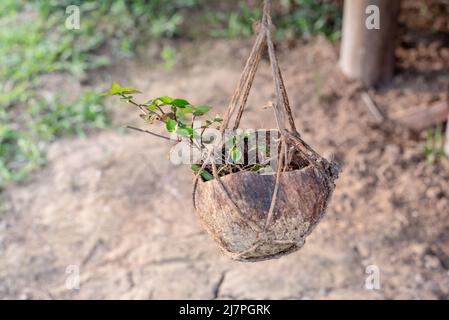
[1,37,448,299]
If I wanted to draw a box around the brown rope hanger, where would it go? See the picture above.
[192,0,340,262]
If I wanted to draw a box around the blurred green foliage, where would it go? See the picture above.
[205,0,342,40]
[161,46,177,70]
[206,3,262,38]
[0,0,24,18]
[28,92,110,140]
[0,126,43,184]
[277,0,342,41]
[0,0,342,188]
[0,90,109,186]
[424,125,445,164]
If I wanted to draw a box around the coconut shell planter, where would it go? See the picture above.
[193,131,339,262]
[191,1,340,262]
[106,0,340,263]
[195,163,336,262]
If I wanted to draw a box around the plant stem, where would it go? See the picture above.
[127,126,176,141]
[121,94,164,120]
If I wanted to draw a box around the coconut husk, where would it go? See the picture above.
[196,165,335,261]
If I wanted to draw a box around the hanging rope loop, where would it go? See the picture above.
[225,0,296,134]
[262,0,270,26]
[193,0,338,235]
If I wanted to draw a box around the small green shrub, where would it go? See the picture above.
[277,0,342,41]
[0,126,44,185]
[207,3,262,38]
[0,91,109,188]
[29,91,110,141]
[104,82,279,180]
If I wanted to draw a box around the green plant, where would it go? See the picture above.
[204,0,342,41]
[38,0,200,41]
[103,82,219,139]
[0,0,172,186]
[0,0,24,18]
[28,91,110,141]
[0,126,45,185]
[161,46,177,70]
[0,91,109,188]
[208,3,262,38]
[277,0,342,41]
[104,82,278,181]
[424,125,445,164]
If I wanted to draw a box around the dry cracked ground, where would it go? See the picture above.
[1,38,449,299]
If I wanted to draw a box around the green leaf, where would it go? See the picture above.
[230,148,242,163]
[191,164,213,181]
[102,82,141,96]
[225,136,237,149]
[176,107,196,124]
[166,119,178,133]
[176,127,191,137]
[176,126,198,138]
[201,170,213,182]
[147,103,158,111]
[120,87,141,95]
[110,82,121,93]
[193,105,211,116]
[157,96,173,104]
[102,82,119,96]
[172,98,190,108]
[178,106,196,114]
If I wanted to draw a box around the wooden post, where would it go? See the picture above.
[339,0,401,86]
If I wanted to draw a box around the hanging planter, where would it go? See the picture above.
[105,0,340,262]
[192,0,340,262]
[194,163,336,261]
